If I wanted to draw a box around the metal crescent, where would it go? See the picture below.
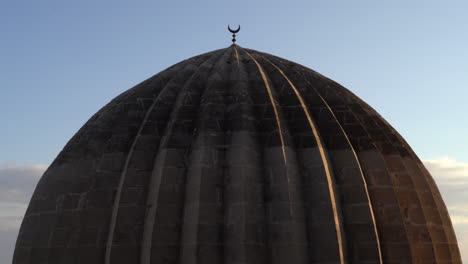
[228,25,241,34]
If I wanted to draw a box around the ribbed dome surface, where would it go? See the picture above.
[14,45,461,264]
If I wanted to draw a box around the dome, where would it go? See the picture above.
[14,45,461,264]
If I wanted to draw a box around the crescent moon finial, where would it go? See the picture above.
[228,24,241,44]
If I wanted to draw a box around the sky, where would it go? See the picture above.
[0,0,467,262]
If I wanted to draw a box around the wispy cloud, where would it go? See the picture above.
[424,157,468,209]
[0,215,24,232]
[0,162,47,203]
[424,157,468,184]
[0,162,47,263]
[0,162,47,231]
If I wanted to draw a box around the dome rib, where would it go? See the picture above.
[244,49,313,264]
[262,54,382,263]
[338,84,461,261]
[103,49,224,263]
[138,49,228,264]
[243,50,347,263]
[102,50,207,264]
[239,48,346,262]
[410,149,462,260]
[223,46,267,263]
[260,53,352,264]
[420,163,462,260]
[104,68,163,264]
[178,48,233,263]
[298,66,416,262]
[340,86,456,262]
[387,122,461,260]
[300,65,456,261]
[293,61,384,263]
[243,50,288,164]
[331,81,442,263]
[18,51,215,264]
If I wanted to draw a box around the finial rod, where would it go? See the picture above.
[228,25,241,44]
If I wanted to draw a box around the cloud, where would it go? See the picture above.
[424,157,468,212]
[0,162,47,263]
[0,230,18,264]
[0,162,47,203]
[0,162,47,232]
[424,157,468,184]
[0,215,24,232]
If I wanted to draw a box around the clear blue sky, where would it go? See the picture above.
[1,0,467,164]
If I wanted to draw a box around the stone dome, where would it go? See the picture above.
[14,45,461,264]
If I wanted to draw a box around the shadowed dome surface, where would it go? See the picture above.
[14,45,461,264]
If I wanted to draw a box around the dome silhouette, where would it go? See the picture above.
[14,45,461,264]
